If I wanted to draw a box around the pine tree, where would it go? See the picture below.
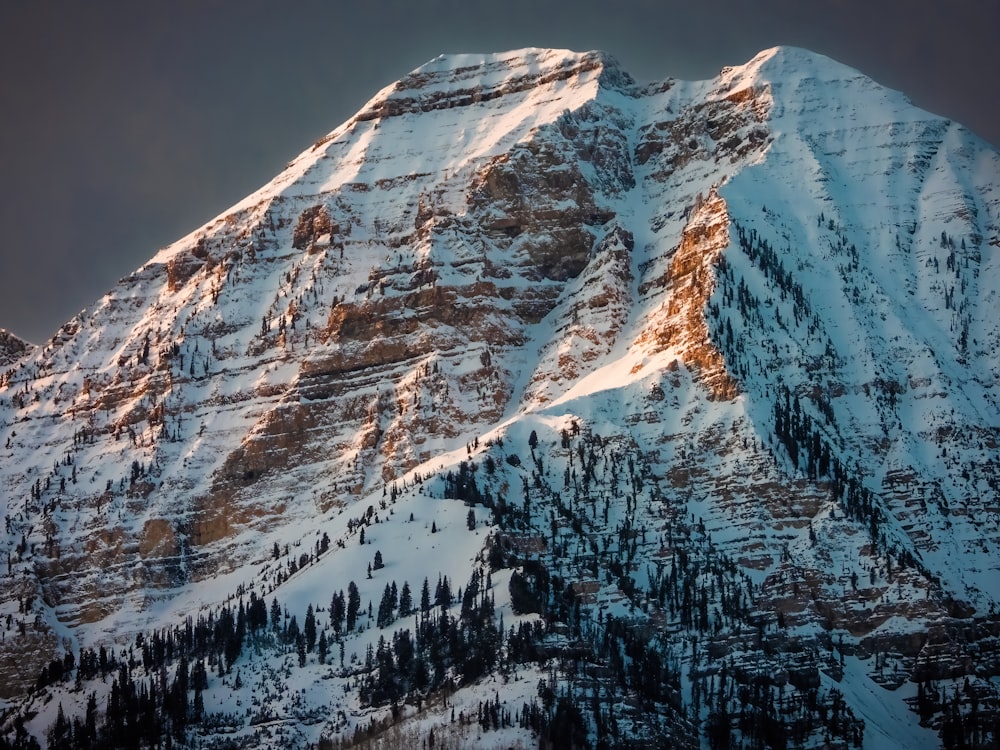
[318,630,329,665]
[84,691,98,745]
[193,684,204,721]
[286,614,300,644]
[270,597,282,632]
[347,581,361,632]
[435,575,452,609]
[377,584,394,628]
[331,591,345,635]
[304,604,317,652]
[399,581,413,616]
[192,658,209,690]
[47,703,70,750]
[421,577,431,613]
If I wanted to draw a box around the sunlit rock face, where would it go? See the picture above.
[1,45,999,749]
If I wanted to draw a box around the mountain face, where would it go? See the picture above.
[0,330,33,369]
[1,46,999,749]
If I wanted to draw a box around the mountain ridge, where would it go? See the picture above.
[0,329,33,368]
[1,46,998,749]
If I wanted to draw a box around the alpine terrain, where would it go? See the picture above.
[1,46,998,749]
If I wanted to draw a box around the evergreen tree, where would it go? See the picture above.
[399,581,413,616]
[304,604,317,652]
[46,704,70,750]
[347,581,361,632]
[192,658,208,690]
[270,597,282,632]
[84,691,98,747]
[193,684,204,722]
[331,591,345,635]
[170,658,189,734]
[377,584,395,629]
[421,577,432,613]
[435,575,452,609]
[286,614,300,644]
[296,633,307,668]
[318,630,329,665]
[248,594,268,634]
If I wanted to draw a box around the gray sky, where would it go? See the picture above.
[1,0,997,343]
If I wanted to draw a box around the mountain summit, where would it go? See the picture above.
[1,47,998,748]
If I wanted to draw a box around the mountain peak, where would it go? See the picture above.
[354,47,631,122]
[713,45,859,94]
[412,47,608,76]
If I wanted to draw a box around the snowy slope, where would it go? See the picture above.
[1,46,998,749]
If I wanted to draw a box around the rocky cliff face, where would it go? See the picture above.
[1,47,998,748]
[0,329,33,368]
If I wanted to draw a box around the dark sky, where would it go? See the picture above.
[2,0,997,343]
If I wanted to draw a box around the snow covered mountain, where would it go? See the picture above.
[1,46,998,749]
